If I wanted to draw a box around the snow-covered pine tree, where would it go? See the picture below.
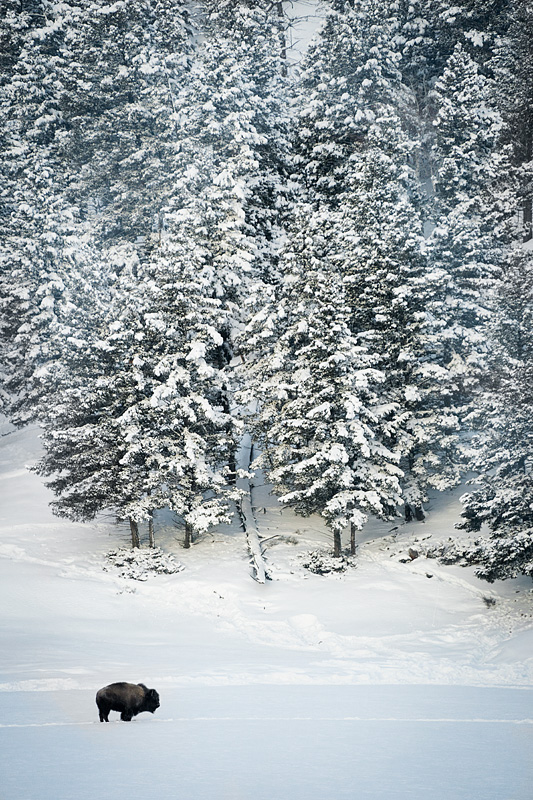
[424,43,512,471]
[167,0,291,300]
[35,246,241,549]
[294,0,413,204]
[393,0,511,211]
[157,0,292,490]
[396,0,509,103]
[242,0,443,545]
[0,1,192,425]
[0,2,52,416]
[342,115,459,519]
[492,0,533,242]
[458,249,533,581]
[124,242,243,548]
[0,3,110,424]
[54,0,191,251]
[243,207,403,556]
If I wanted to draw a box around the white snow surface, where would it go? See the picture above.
[1,421,532,799]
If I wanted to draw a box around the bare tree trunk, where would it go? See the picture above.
[333,531,342,558]
[148,512,155,548]
[405,503,425,522]
[129,518,140,549]
[276,1,287,75]
[524,132,532,242]
[524,200,532,242]
[220,387,237,484]
[350,522,356,556]
[184,521,193,549]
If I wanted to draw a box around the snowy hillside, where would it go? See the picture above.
[1,423,532,799]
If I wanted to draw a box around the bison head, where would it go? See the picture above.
[144,688,160,713]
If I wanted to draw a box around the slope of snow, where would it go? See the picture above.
[0,421,532,798]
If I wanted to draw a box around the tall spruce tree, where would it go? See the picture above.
[0,3,111,424]
[0,1,191,425]
[35,245,241,548]
[424,43,512,478]
[53,0,191,250]
[458,249,533,581]
[242,0,444,546]
[492,0,533,242]
[242,206,403,556]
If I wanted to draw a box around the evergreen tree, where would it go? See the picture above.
[242,207,403,556]
[458,249,533,581]
[168,0,291,295]
[396,0,510,104]
[296,0,410,204]
[243,0,443,544]
[35,247,241,548]
[53,0,191,250]
[424,44,512,468]
[0,3,108,423]
[492,0,533,242]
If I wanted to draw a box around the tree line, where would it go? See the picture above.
[0,0,532,580]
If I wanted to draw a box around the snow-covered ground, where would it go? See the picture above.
[1,421,532,799]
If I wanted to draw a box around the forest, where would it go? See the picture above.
[1,0,532,582]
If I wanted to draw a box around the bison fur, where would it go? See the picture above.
[96,682,160,722]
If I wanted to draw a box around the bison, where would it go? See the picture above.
[96,682,160,722]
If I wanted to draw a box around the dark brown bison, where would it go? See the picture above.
[96,682,160,722]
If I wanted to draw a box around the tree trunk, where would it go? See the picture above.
[524,199,532,242]
[184,521,193,549]
[333,531,342,558]
[276,1,288,75]
[405,503,425,522]
[350,522,356,556]
[129,518,140,549]
[220,384,237,484]
[148,512,155,548]
[523,132,532,242]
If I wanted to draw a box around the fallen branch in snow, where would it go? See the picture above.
[236,496,269,583]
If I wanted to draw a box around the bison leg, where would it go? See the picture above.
[121,710,133,722]
[98,707,110,722]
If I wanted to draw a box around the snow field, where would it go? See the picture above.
[1,686,533,800]
[1,423,533,798]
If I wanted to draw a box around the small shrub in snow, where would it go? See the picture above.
[433,539,482,566]
[103,548,184,581]
[301,550,356,575]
